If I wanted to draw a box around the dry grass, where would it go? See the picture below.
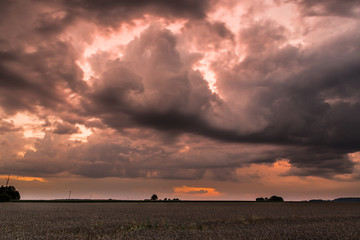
[0,202,359,239]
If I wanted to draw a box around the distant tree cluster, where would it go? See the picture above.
[144,194,180,202]
[256,195,284,202]
[0,185,21,202]
[162,198,180,201]
[308,199,329,202]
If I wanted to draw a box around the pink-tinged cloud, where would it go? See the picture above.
[0,0,360,200]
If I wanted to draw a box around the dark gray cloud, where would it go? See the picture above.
[0,40,86,115]
[85,26,219,131]
[66,0,210,17]
[181,20,235,51]
[60,0,211,28]
[252,36,360,150]
[211,18,360,176]
[53,122,79,135]
[0,134,69,177]
[287,0,360,17]
[78,19,360,178]
[0,119,20,133]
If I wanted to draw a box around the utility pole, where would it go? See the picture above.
[5,174,10,187]
[68,190,72,200]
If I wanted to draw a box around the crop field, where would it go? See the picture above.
[0,202,359,239]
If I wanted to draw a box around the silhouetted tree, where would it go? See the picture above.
[255,196,284,202]
[151,194,158,201]
[0,193,11,202]
[309,199,326,202]
[0,185,20,201]
[268,195,284,202]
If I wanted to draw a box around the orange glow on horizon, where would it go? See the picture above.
[1,175,47,183]
[173,185,222,196]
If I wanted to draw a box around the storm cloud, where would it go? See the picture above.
[287,0,360,17]
[0,0,360,200]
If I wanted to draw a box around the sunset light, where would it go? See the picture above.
[0,0,360,203]
[0,175,46,183]
[174,185,222,197]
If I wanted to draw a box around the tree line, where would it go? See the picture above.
[256,196,284,202]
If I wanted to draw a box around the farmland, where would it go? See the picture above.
[0,202,359,239]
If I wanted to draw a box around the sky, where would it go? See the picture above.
[0,0,360,201]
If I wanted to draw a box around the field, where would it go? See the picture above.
[0,202,359,239]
